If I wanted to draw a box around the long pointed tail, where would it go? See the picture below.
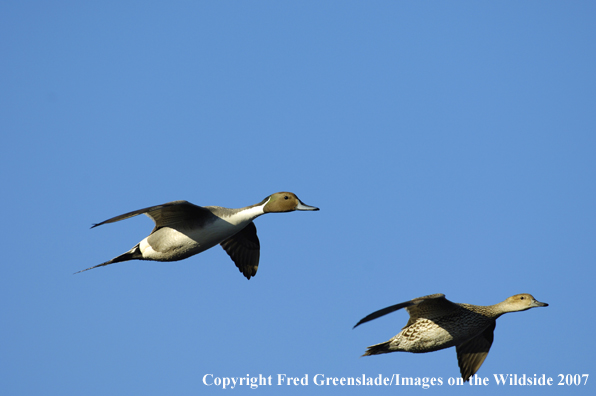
[74,245,142,274]
[362,340,394,356]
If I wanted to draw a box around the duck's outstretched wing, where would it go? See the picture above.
[402,294,461,327]
[220,222,261,280]
[353,301,416,328]
[91,200,213,232]
[353,294,456,329]
[456,321,496,382]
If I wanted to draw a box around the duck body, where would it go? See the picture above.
[78,192,319,279]
[137,204,264,262]
[376,303,495,354]
[354,293,548,381]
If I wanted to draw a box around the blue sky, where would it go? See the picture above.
[1,1,594,395]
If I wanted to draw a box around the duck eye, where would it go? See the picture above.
[284,196,289,200]
[520,296,525,300]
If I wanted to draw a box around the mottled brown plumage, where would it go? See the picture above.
[354,293,548,381]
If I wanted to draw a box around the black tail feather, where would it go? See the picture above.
[74,245,142,274]
[362,340,393,357]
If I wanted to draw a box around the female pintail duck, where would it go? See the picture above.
[77,192,319,279]
[354,293,548,381]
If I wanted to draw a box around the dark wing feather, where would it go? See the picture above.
[353,294,453,329]
[403,294,459,327]
[91,200,212,232]
[456,321,496,381]
[220,222,260,280]
[353,301,415,328]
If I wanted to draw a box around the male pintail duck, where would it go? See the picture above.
[77,192,319,279]
[353,293,548,381]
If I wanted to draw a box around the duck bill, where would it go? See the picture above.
[296,200,319,211]
[532,300,549,307]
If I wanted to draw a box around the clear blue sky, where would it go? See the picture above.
[1,1,594,395]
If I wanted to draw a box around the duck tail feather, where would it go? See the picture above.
[74,245,142,274]
[362,340,393,356]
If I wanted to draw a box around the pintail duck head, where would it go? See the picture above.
[497,293,549,314]
[262,192,319,213]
